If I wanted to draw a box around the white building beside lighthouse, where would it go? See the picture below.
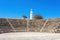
[30,9,33,20]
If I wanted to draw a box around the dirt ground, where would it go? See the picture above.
[0,32,60,40]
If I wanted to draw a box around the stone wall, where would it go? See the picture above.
[0,18,60,33]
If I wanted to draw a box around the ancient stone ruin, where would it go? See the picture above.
[0,18,60,33]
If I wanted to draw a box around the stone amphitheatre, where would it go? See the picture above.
[0,18,60,34]
[0,9,60,34]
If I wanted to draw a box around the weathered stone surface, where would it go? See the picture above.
[0,18,60,33]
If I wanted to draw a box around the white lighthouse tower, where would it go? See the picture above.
[30,9,33,20]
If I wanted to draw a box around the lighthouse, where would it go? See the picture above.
[30,9,33,20]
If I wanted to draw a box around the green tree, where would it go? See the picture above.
[34,14,43,19]
[22,16,27,19]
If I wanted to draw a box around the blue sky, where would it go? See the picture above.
[0,0,60,19]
